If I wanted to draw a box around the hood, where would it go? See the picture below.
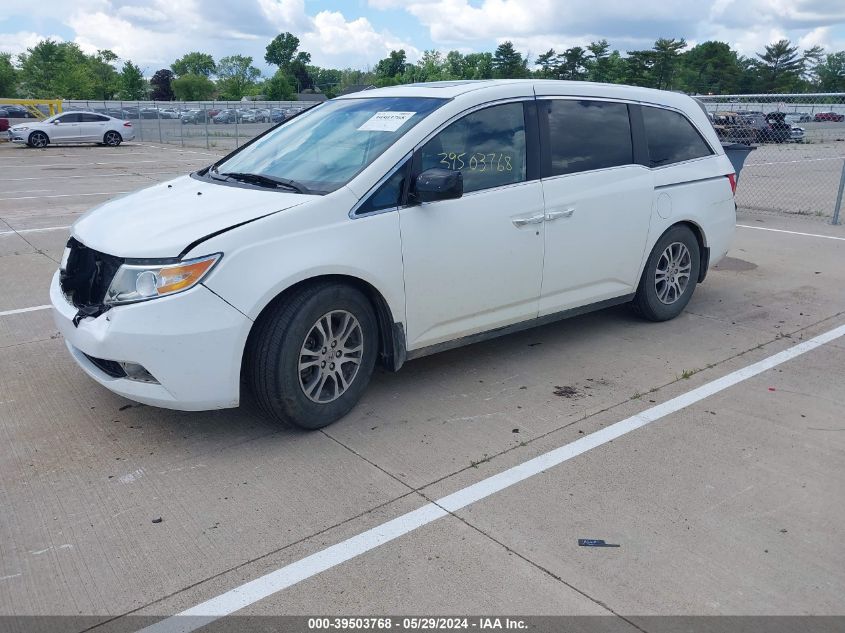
[72,175,309,259]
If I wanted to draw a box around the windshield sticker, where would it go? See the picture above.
[358,111,416,132]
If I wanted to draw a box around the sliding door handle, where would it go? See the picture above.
[512,214,545,227]
[546,208,575,221]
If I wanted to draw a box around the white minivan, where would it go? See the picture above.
[52,80,736,429]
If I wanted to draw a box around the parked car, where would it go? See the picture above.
[270,108,286,123]
[813,111,844,122]
[762,112,792,143]
[784,112,811,123]
[212,109,241,124]
[0,117,9,133]
[181,110,210,124]
[790,125,805,142]
[239,109,264,123]
[52,80,736,429]
[737,112,789,143]
[8,111,135,147]
[0,104,37,119]
[712,111,755,144]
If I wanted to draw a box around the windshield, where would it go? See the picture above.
[212,97,447,194]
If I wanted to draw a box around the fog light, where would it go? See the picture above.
[118,362,159,383]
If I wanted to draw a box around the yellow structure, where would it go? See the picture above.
[0,99,63,119]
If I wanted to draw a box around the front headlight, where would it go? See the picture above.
[105,253,221,305]
[14,126,29,131]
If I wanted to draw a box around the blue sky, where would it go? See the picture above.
[2,0,844,74]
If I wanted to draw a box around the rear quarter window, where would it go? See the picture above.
[642,106,713,167]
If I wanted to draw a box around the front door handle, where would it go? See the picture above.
[512,214,545,227]
[546,208,575,221]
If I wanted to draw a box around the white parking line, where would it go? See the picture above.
[737,224,845,242]
[745,156,844,167]
[0,226,70,237]
[0,192,129,201]
[0,305,51,318]
[138,321,845,633]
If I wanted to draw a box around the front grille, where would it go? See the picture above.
[60,238,124,309]
[82,354,127,378]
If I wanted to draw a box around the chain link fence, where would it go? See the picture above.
[61,100,320,152]
[696,93,845,224]
[58,94,845,224]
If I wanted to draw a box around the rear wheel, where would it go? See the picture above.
[632,225,701,322]
[247,282,378,429]
[103,131,122,146]
[28,131,48,148]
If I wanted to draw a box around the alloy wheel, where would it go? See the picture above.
[298,310,364,403]
[30,133,47,148]
[654,242,692,305]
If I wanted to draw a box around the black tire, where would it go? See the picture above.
[28,131,49,148]
[247,282,378,429]
[632,225,701,322]
[104,131,122,146]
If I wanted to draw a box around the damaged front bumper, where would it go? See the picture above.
[50,270,253,411]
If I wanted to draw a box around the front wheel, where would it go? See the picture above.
[632,225,700,322]
[247,282,378,429]
[104,131,122,146]
[28,131,49,148]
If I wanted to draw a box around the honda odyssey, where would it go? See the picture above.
[52,80,737,429]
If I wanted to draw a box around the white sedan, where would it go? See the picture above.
[8,111,135,148]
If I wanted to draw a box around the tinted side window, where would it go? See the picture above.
[420,103,526,194]
[642,107,712,167]
[58,113,82,123]
[356,161,409,215]
[81,113,109,122]
[546,100,632,176]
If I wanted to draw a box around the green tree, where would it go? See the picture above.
[492,41,528,78]
[624,49,656,86]
[679,41,740,94]
[118,60,146,99]
[172,51,216,77]
[264,68,296,100]
[172,73,215,100]
[216,55,261,99]
[308,66,342,97]
[444,50,465,79]
[265,32,301,69]
[535,49,560,78]
[90,49,119,99]
[0,53,16,97]
[755,39,803,92]
[463,52,494,79]
[559,47,588,80]
[651,38,687,89]
[586,40,611,82]
[150,68,175,100]
[816,52,845,91]
[375,49,408,84]
[17,40,94,98]
[801,45,825,86]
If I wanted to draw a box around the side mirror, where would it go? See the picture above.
[52,120,60,125]
[413,168,463,203]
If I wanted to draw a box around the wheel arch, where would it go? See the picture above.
[672,219,710,283]
[28,130,49,146]
[644,219,709,284]
[243,274,406,381]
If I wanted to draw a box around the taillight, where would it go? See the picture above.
[123,121,132,127]
[726,173,737,194]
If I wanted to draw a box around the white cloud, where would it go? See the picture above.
[0,31,67,57]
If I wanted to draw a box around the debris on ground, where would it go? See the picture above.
[151,517,163,524]
[578,539,620,548]
[553,385,581,398]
